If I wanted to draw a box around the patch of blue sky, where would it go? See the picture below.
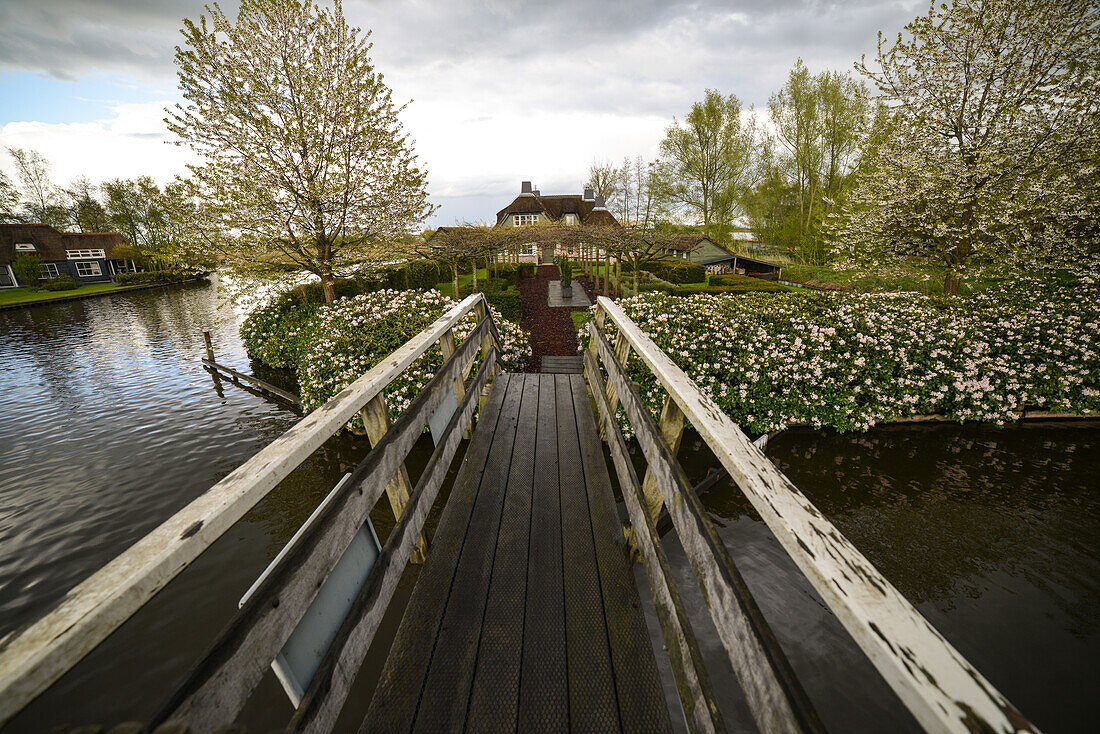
[0,71,176,125]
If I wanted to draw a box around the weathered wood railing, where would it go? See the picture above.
[0,292,501,731]
[583,295,1039,734]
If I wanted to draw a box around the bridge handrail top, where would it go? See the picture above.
[591,294,1037,734]
[0,291,491,726]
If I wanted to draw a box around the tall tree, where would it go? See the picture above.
[769,60,868,263]
[0,169,18,223]
[585,159,622,214]
[66,177,109,233]
[8,148,67,227]
[657,89,756,242]
[841,0,1100,293]
[167,0,431,303]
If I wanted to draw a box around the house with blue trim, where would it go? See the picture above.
[0,224,142,288]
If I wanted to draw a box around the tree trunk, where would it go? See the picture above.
[451,264,460,299]
[944,271,960,296]
[471,259,478,290]
[320,271,336,304]
[604,252,610,296]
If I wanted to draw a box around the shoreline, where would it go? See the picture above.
[0,276,208,311]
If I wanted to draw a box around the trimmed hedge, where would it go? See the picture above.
[518,262,536,279]
[641,259,706,284]
[42,274,79,291]
[460,279,522,322]
[709,273,780,287]
[668,282,791,296]
[114,267,198,285]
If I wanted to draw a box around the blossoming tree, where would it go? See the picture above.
[167,0,432,303]
[839,0,1100,294]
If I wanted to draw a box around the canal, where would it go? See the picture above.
[0,280,1095,732]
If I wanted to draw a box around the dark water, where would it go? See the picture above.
[0,279,450,732]
[663,423,1099,733]
[0,282,1096,732]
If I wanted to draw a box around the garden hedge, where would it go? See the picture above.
[636,259,706,284]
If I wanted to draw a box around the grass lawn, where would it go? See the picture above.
[571,311,590,332]
[433,268,489,298]
[0,283,139,306]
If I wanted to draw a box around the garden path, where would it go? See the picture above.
[517,264,597,372]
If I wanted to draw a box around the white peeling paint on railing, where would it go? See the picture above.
[593,295,1039,734]
[0,293,488,727]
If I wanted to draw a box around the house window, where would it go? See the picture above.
[75,261,102,277]
[43,263,59,279]
[563,214,577,225]
[66,249,106,259]
[512,214,539,226]
[15,242,36,252]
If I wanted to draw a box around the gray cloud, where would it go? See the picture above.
[0,0,922,224]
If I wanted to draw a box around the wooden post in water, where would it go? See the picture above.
[203,331,215,362]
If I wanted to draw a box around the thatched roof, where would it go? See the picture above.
[0,224,130,264]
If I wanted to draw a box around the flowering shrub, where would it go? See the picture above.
[583,272,1099,435]
[245,289,529,431]
[240,298,320,369]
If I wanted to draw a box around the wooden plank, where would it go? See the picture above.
[359,393,428,564]
[362,374,522,732]
[518,377,569,732]
[201,358,302,405]
[593,325,823,734]
[288,352,497,734]
[584,351,724,734]
[411,375,524,732]
[465,375,539,730]
[152,319,495,728]
[0,293,488,728]
[593,296,1040,734]
[555,374,620,732]
[568,373,674,734]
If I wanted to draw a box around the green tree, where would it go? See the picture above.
[167,0,431,303]
[11,254,44,287]
[841,0,1100,293]
[0,169,19,223]
[657,89,756,243]
[66,177,109,233]
[8,148,67,227]
[768,60,868,263]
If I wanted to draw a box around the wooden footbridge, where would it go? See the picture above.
[0,293,1039,733]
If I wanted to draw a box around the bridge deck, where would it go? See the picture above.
[363,373,672,733]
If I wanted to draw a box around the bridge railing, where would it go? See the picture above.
[583,295,1037,734]
[0,292,502,732]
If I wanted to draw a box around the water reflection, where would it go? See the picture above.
[0,279,430,732]
[669,421,1099,733]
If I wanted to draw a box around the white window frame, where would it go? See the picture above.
[75,261,102,277]
[512,214,539,226]
[14,242,36,252]
[66,249,106,260]
[0,264,16,288]
[43,263,59,279]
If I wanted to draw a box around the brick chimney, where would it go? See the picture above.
[593,195,607,210]
[583,187,594,201]
[520,181,534,196]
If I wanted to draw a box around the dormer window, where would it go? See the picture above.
[513,214,539,226]
[563,214,578,225]
[14,243,35,252]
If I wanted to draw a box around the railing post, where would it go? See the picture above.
[602,330,632,440]
[359,393,428,563]
[640,394,686,520]
[203,330,215,362]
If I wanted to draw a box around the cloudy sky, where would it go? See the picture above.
[0,0,922,227]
